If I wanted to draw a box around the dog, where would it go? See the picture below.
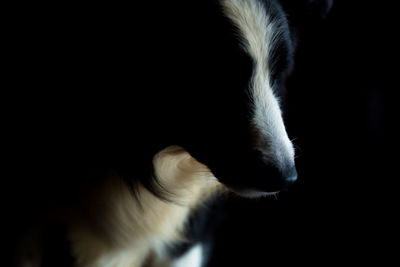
[10,0,332,266]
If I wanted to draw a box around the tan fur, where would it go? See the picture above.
[68,146,225,267]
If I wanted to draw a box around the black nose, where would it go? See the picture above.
[261,162,297,191]
[282,164,298,185]
[244,150,298,192]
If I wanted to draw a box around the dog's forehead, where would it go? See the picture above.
[133,1,292,129]
[138,2,253,89]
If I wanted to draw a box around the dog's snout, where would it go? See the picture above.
[204,148,298,196]
[250,149,297,191]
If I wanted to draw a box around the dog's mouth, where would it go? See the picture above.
[227,185,280,198]
[185,148,294,198]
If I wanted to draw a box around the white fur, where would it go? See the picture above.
[221,0,295,169]
[170,244,204,267]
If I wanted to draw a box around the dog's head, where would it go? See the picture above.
[164,0,299,197]
[110,0,333,198]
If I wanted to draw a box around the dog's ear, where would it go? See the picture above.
[280,0,334,21]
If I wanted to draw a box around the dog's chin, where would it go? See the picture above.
[229,187,279,198]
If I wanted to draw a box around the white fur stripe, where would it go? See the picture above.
[221,0,294,167]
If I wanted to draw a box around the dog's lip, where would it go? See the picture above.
[228,186,280,198]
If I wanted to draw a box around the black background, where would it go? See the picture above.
[209,0,395,265]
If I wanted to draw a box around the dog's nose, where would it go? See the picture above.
[264,162,297,190]
[282,164,298,185]
[248,149,298,191]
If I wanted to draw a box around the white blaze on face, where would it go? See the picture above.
[221,0,295,169]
